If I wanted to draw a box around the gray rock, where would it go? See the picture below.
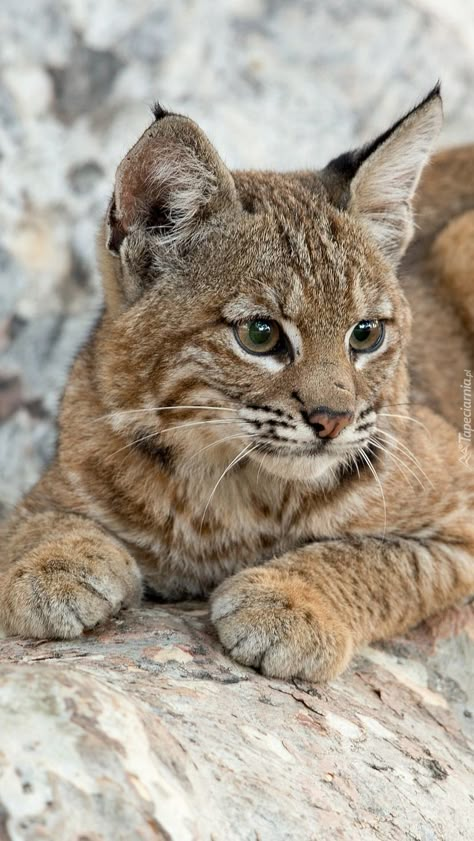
[1,604,473,840]
[48,37,124,124]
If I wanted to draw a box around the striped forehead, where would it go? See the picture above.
[232,176,394,322]
[264,216,372,322]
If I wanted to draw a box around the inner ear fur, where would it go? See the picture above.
[106,108,237,256]
[320,85,443,265]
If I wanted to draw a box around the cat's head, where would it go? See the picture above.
[96,88,442,484]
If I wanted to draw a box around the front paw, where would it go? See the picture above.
[0,535,142,639]
[211,568,353,682]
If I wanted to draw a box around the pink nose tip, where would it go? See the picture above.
[307,410,354,439]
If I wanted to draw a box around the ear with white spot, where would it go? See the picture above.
[322,86,443,265]
[107,105,237,256]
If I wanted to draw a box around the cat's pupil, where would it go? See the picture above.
[249,320,272,344]
[234,319,281,355]
[354,323,372,342]
[349,319,384,353]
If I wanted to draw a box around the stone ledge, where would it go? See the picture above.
[1,602,473,840]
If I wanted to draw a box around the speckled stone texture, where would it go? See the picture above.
[0,2,473,838]
[1,603,474,840]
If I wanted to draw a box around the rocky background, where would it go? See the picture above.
[0,2,473,838]
[1,603,474,840]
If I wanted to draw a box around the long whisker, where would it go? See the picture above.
[377,413,430,434]
[373,436,420,484]
[186,433,253,464]
[375,428,434,488]
[357,447,387,537]
[375,427,423,464]
[368,439,417,488]
[369,438,426,490]
[381,402,432,411]
[110,419,238,457]
[349,451,361,480]
[95,404,239,423]
[256,449,270,484]
[199,442,261,534]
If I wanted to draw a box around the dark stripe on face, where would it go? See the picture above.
[246,403,295,421]
[291,391,305,407]
[358,407,375,421]
[355,421,375,433]
[132,434,175,471]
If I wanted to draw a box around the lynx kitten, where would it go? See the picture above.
[1,86,473,681]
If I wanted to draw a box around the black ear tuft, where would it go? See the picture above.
[325,83,442,186]
[151,101,170,121]
[320,84,442,264]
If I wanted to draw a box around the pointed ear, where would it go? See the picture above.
[321,86,443,265]
[106,105,236,257]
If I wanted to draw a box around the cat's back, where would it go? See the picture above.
[410,144,474,240]
[401,145,474,426]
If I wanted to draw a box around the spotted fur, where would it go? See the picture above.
[1,89,473,682]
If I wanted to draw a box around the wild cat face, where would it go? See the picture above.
[98,91,441,484]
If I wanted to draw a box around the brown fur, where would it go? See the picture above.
[1,89,473,682]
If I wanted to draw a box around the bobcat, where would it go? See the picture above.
[1,86,473,681]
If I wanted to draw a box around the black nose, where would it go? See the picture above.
[306,408,354,439]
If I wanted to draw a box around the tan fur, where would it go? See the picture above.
[1,90,473,682]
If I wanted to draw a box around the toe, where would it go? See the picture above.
[211,568,353,681]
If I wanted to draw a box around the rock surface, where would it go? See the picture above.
[0,602,473,840]
[1,2,473,839]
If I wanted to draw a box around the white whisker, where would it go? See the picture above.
[378,413,430,434]
[186,433,253,464]
[256,449,271,484]
[375,428,434,488]
[357,447,387,538]
[95,404,238,423]
[199,442,261,534]
[369,438,425,490]
[350,451,361,480]
[110,419,238,458]
[369,439,416,488]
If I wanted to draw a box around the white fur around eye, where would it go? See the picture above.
[227,313,301,371]
[230,333,287,372]
[279,318,302,360]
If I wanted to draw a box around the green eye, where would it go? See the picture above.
[235,319,283,355]
[349,319,385,353]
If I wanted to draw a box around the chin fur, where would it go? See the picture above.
[249,449,344,487]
